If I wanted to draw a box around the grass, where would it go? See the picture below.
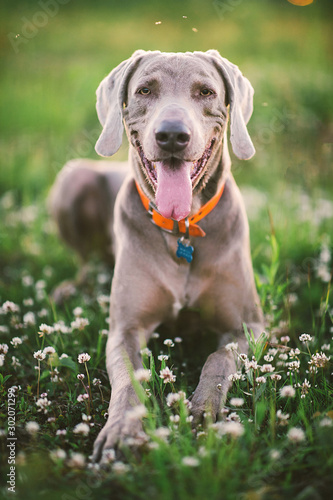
[0,0,332,499]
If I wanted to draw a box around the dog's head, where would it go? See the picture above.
[95,49,255,220]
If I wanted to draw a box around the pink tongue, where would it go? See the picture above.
[155,161,192,221]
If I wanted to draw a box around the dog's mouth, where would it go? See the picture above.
[136,139,216,221]
[136,139,215,189]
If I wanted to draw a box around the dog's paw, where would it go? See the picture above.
[91,413,147,465]
[190,383,225,426]
[91,421,120,464]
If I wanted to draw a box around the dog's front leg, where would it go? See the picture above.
[190,322,263,425]
[92,328,144,462]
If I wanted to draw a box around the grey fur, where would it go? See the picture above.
[49,50,263,463]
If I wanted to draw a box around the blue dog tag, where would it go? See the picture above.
[176,238,194,263]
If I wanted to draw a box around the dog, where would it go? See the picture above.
[50,49,264,462]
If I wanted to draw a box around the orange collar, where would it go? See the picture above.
[135,180,225,238]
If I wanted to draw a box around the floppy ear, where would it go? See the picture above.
[95,50,147,157]
[206,50,255,160]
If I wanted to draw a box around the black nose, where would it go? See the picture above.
[155,120,191,153]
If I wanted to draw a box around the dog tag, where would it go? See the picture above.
[176,238,194,263]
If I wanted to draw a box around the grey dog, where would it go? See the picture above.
[50,49,264,462]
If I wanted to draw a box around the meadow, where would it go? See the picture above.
[0,0,332,499]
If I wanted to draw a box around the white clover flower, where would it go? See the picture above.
[23,312,36,326]
[97,295,110,314]
[56,429,67,436]
[33,350,46,361]
[230,397,244,407]
[228,372,243,382]
[153,427,170,441]
[271,373,282,381]
[296,378,311,398]
[159,367,176,384]
[270,449,282,461]
[134,368,151,382]
[0,354,5,367]
[59,353,69,359]
[321,344,330,351]
[71,318,89,331]
[99,329,109,336]
[289,348,301,358]
[239,353,248,362]
[308,352,330,372]
[174,337,183,343]
[1,301,20,314]
[286,360,300,373]
[319,418,333,428]
[264,355,274,363]
[11,337,23,348]
[280,336,290,344]
[140,347,152,357]
[67,452,86,468]
[166,392,182,407]
[77,394,89,402]
[299,333,313,343]
[36,397,51,414]
[158,354,169,361]
[25,421,40,435]
[125,405,147,423]
[226,412,241,423]
[93,378,101,386]
[280,385,296,398]
[77,374,84,380]
[214,421,244,438]
[276,410,290,426]
[182,456,200,467]
[73,422,90,436]
[101,449,116,463]
[78,353,91,364]
[163,339,174,347]
[113,461,130,475]
[256,376,266,385]
[22,275,34,287]
[50,449,67,461]
[151,332,160,339]
[225,342,239,352]
[169,415,180,424]
[287,427,305,443]
[0,343,8,354]
[53,321,72,334]
[73,307,83,317]
[35,279,46,290]
[261,364,274,373]
[37,309,48,318]
[43,346,56,356]
[279,353,288,361]
[38,323,54,337]
[245,359,259,372]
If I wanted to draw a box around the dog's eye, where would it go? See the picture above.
[137,87,151,95]
[200,88,214,97]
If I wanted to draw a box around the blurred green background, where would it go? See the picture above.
[0,0,332,282]
[1,0,332,198]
